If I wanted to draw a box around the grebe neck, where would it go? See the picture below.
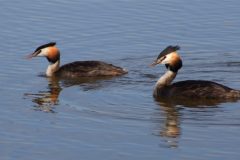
[156,70,177,87]
[46,60,60,77]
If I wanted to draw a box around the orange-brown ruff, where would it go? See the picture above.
[27,42,127,78]
[151,45,240,100]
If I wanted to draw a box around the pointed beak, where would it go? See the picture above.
[149,58,163,67]
[149,60,158,67]
[26,50,41,59]
[149,56,166,67]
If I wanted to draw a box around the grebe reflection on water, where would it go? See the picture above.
[24,75,115,112]
[151,45,240,103]
[24,76,62,113]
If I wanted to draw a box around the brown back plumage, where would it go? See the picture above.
[55,61,127,78]
[155,80,240,99]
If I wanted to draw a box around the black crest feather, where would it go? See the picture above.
[158,45,180,59]
[35,42,56,52]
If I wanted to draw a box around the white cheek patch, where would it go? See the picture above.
[161,52,178,64]
[161,58,168,64]
[161,55,171,64]
[37,48,49,57]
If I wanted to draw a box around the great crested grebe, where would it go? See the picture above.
[151,45,240,100]
[27,42,127,77]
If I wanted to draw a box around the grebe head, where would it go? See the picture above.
[27,42,60,63]
[151,45,182,72]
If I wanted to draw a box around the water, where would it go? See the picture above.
[1,0,240,159]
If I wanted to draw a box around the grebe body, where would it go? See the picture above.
[55,60,127,78]
[151,46,240,100]
[27,42,127,78]
[154,80,240,99]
